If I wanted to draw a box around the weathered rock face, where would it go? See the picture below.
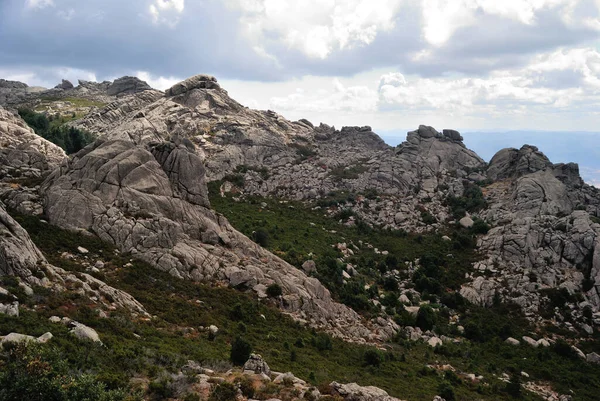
[487,145,553,181]
[106,76,152,97]
[330,382,407,401]
[0,203,46,281]
[0,106,67,177]
[41,138,392,343]
[0,200,147,316]
[460,146,600,321]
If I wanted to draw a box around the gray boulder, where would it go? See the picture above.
[243,353,271,376]
[331,381,407,401]
[69,322,102,344]
[106,76,152,97]
[443,129,463,141]
[416,125,439,138]
[166,74,220,96]
[587,352,600,364]
[55,79,74,90]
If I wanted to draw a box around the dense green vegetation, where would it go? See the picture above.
[208,183,479,314]
[2,200,600,400]
[18,108,95,154]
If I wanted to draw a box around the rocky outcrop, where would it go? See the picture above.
[460,146,600,322]
[166,74,220,96]
[487,145,553,181]
[0,106,67,178]
[41,138,394,342]
[106,76,152,97]
[243,353,271,376]
[0,202,47,281]
[55,79,74,90]
[331,382,407,401]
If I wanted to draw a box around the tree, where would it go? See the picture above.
[253,229,269,247]
[230,337,252,365]
[364,349,384,367]
[415,305,437,331]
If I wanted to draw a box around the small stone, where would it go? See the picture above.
[49,316,62,323]
[37,332,53,343]
[586,352,600,364]
[505,337,520,346]
[459,216,474,228]
[77,246,89,254]
[428,337,443,347]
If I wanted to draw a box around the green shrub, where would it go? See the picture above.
[364,349,384,367]
[236,376,255,398]
[415,305,437,331]
[209,382,237,401]
[18,108,95,154]
[266,283,283,298]
[230,337,252,365]
[0,342,130,401]
[253,229,270,247]
[438,381,455,400]
[313,333,333,351]
[471,218,490,234]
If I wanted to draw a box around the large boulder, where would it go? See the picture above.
[331,382,407,401]
[166,75,220,96]
[106,76,152,97]
[487,145,552,181]
[54,79,74,90]
[243,353,271,376]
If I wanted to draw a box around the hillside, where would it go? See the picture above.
[0,75,599,401]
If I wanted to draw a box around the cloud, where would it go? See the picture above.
[26,0,54,10]
[227,0,403,59]
[0,66,97,88]
[421,0,597,46]
[149,0,185,26]
[378,47,600,116]
[57,8,75,20]
[136,71,181,90]
[270,78,378,112]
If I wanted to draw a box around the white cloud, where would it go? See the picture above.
[270,77,378,112]
[227,0,403,59]
[26,0,54,10]
[421,0,594,46]
[0,66,97,88]
[149,0,185,26]
[136,71,181,90]
[57,8,75,21]
[378,47,600,116]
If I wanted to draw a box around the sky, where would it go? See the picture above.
[1,0,600,185]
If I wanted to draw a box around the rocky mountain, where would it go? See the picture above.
[63,75,600,328]
[1,74,600,401]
